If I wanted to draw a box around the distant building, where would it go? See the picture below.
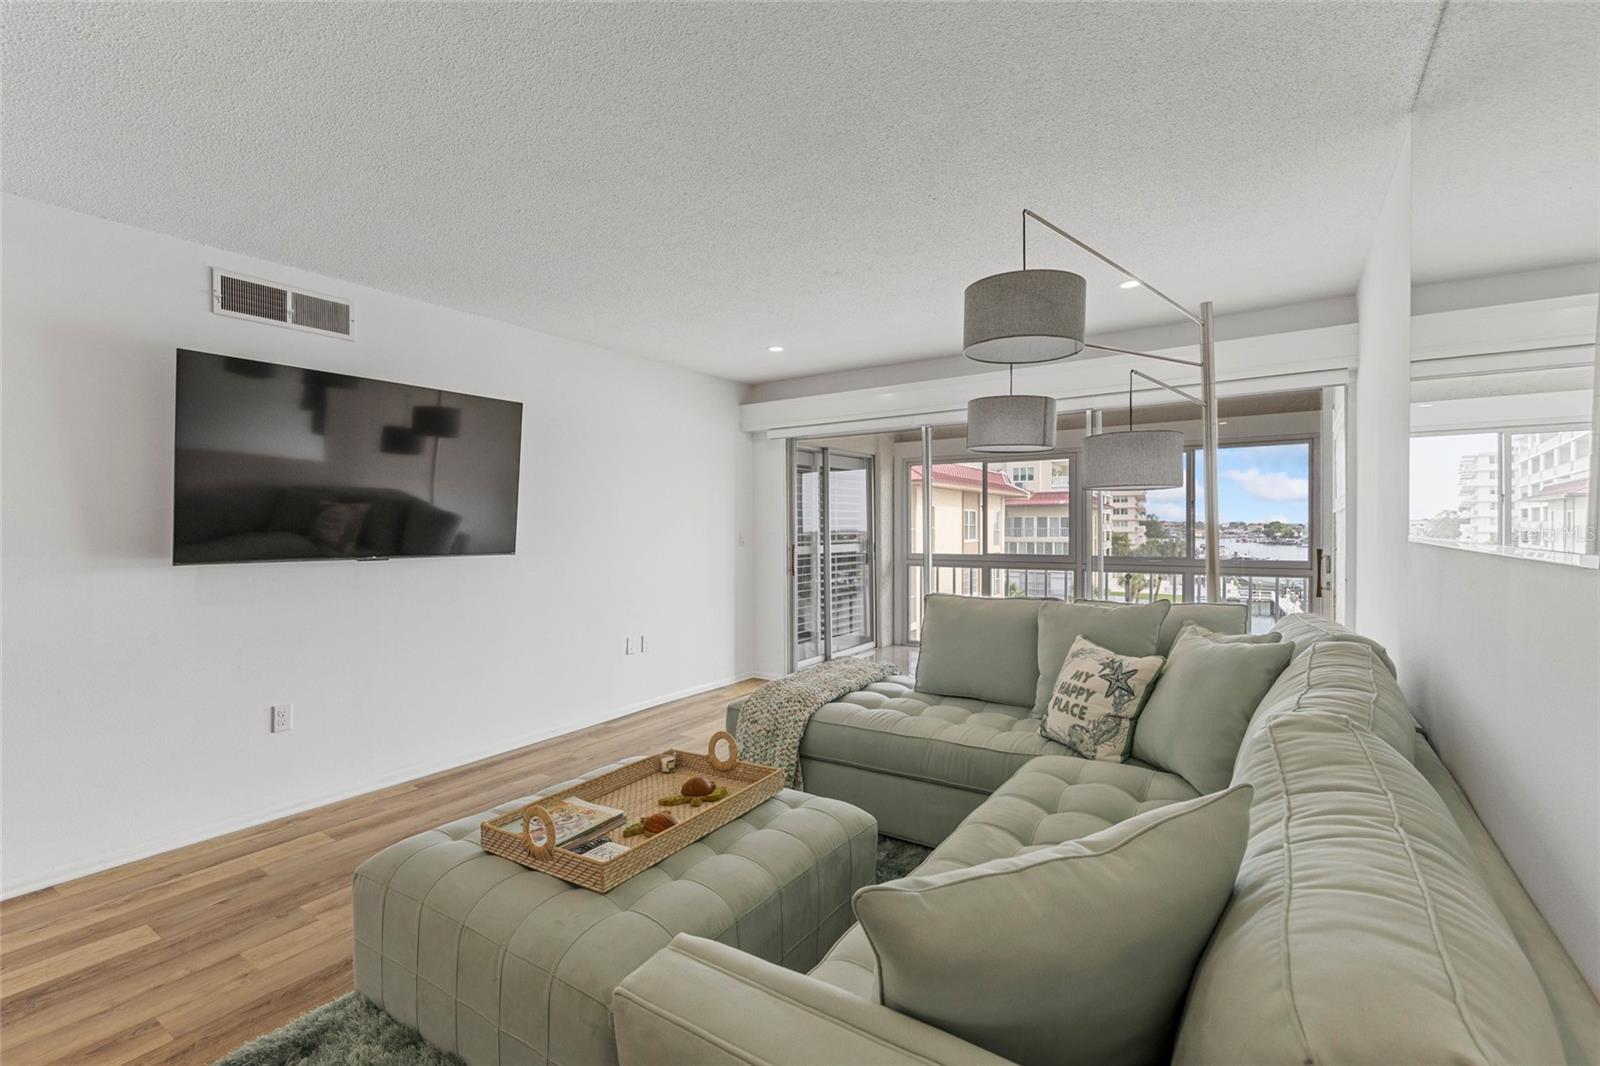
[1456,451,1498,545]
[1510,431,1592,553]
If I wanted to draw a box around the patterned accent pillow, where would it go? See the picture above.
[1040,635,1165,761]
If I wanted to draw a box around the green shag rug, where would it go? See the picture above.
[217,835,932,1065]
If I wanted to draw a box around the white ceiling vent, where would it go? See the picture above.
[212,268,354,339]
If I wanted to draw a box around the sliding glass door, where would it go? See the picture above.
[793,446,875,668]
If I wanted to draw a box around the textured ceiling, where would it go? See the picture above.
[2,3,1463,382]
[1411,2,1600,285]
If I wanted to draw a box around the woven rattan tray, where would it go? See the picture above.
[480,731,782,892]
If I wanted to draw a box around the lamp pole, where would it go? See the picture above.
[1200,302,1222,598]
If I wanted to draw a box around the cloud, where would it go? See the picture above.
[1145,488,1186,520]
[1223,467,1307,503]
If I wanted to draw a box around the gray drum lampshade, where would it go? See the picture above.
[967,394,1057,453]
[1081,429,1184,489]
[963,269,1087,364]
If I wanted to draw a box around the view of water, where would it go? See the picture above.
[1210,538,1308,562]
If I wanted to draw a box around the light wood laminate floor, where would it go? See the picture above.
[0,679,760,1065]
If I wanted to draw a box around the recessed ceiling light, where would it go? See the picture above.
[767,346,784,353]
[1119,280,1140,289]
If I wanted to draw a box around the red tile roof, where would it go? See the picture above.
[1007,490,1071,508]
[911,463,1030,497]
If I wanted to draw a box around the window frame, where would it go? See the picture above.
[1409,422,1593,559]
[901,431,1323,643]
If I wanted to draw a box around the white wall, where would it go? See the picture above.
[1351,128,1413,651]
[0,196,754,896]
[750,436,791,679]
[1401,548,1600,987]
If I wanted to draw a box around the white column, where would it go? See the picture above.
[1351,126,1412,651]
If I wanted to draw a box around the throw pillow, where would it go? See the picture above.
[1033,600,1169,715]
[1132,623,1294,793]
[1040,636,1164,761]
[308,500,370,552]
[1174,620,1283,644]
[855,785,1254,1066]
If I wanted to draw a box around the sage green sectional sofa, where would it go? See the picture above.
[725,596,1251,846]
[621,598,1600,1065]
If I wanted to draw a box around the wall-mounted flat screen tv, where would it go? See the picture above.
[173,349,522,564]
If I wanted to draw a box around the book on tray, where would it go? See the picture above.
[526,797,627,850]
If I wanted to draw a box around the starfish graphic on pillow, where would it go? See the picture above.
[1098,657,1138,712]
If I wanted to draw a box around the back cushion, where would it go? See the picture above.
[915,595,1042,708]
[1156,603,1247,654]
[1174,712,1564,1065]
[1034,601,1169,715]
[1242,639,1416,766]
[1076,601,1247,654]
[1272,612,1398,677]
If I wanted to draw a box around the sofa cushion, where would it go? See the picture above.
[1080,599,1249,655]
[1242,639,1416,764]
[914,595,1043,709]
[1272,610,1398,677]
[801,678,1076,795]
[855,786,1253,1066]
[910,754,1200,876]
[1174,712,1564,1066]
[808,754,1200,1001]
[1034,600,1170,714]
[1132,624,1293,794]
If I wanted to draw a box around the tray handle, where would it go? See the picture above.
[520,803,558,860]
[708,730,739,772]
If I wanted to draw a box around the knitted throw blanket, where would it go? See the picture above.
[735,658,897,789]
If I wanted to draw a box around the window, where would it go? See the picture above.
[906,426,1320,643]
[1194,443,1312,562]
[1410,432,1503,547]
[907,456,1074,638]
[1410,428,1592,558]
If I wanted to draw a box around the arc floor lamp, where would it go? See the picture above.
[962,209,1224,599]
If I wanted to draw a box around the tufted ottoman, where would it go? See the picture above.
[353,758,877,1066]
[806,754,1200,999]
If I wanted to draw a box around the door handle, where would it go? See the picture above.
[1315,548,1325,598]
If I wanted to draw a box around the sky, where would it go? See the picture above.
[1409,433,1496,520]
[1144,443,1311,524]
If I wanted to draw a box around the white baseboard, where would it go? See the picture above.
[0,673,763,900]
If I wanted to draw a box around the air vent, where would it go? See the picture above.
[212,268,355,339]
[291,292,352,335]
[217,274,287,322]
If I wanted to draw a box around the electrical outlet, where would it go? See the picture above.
[271,703,293,733]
